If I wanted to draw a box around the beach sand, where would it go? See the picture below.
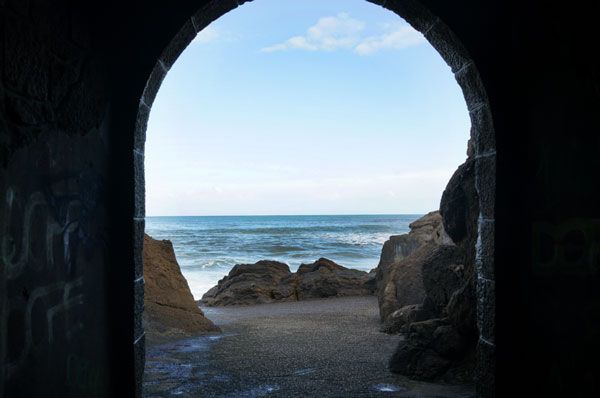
[143,296,474,397]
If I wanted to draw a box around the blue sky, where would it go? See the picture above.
[145,0,470,216]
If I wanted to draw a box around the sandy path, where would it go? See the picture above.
[143,296,474,397]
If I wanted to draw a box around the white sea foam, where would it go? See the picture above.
[145,214,419,298]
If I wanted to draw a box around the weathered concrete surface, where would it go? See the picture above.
[144,296,474,397]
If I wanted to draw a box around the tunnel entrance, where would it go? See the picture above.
[133,0,496,396]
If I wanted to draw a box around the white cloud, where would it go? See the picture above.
[354,24,425,55]
[262,13,425,55]
[192,26,239,45]
[261,13,365,53]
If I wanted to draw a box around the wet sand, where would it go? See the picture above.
[143,296,474,397]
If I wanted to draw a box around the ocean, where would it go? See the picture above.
[145,214,422,299]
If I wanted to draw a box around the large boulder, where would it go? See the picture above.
[420,245,465,313]
[389,318,473,382]
[390,345,452,381]
[377,211,451,273]
[376,212,452,321]
[200,260,295,306]
[201,258,373,306]
[378,240,465,326]
[379,304,434,334]
[295,258,374,299]
[445,275,478,338]
[143,234,220,344]
[440,159,479,246]
[378,244,429,322]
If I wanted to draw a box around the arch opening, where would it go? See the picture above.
[133,1,496,396]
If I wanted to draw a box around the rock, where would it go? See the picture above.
[389,318,465,380]
[440,347,477,384]
[432,325,468,359]
[200,260,295,306]
[378,244,432,321]
[389,342,451,381]
[388,319,467,380]
[379,304,433,334]
[387,155,481,383]
[408,211,454,247]
[377,211,451,272]
[378,240,463,322]
[440,158,478,247]
[143,234,220,344]
[199,285,219,303]
[295,258,373,300]
[389,342,419,374]
[200,257,373,306]
[376,212,453,322]
[420,244,465,313]
[378,235,424,270]
[445,276,478,338]
[406,318,447,346]
[363,269,377,294]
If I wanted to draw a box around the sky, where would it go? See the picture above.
[145,0,470,216]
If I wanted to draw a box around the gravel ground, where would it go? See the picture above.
[143,296,474,398]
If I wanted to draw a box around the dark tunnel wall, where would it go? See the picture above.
[1,0,599,397]
[0,1,112,396]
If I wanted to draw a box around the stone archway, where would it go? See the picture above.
[132,0,495,396]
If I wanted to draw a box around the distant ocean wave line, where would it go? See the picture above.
[180,253,376,270]
[145,224,393,235]
[145,214,422,297]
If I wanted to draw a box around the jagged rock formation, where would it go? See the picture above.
[201,258,374,306]
[201,260,296,306]
[295,258,375,300]
[377,157,479,383]
[377,211,452,271]
[143,234,220,344]
[376,211,453,322]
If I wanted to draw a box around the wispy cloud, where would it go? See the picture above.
[192,26,239,45]
[262,13,365,53]
[355,23,425,55]
[261,13,425,55]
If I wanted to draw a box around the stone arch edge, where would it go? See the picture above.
[131,1,496,397]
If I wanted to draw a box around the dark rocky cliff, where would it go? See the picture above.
[375,157,479,383]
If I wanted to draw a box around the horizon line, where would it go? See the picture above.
[145,212,429,217]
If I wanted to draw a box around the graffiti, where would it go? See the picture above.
[1,188,82,280]
[47,278,85,343]
[5,278,84,377]
[1,186,86,378]
[532,218,600,275]
[2,190,48,279]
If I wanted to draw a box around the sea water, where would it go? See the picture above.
[145,214,422,299]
